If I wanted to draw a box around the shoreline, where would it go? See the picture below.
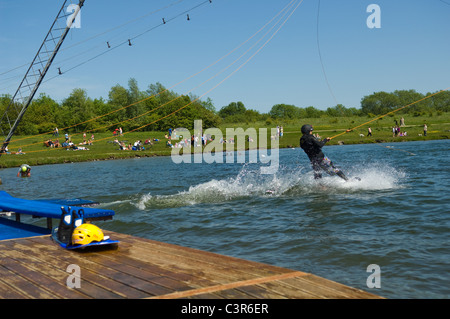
[0,135,447,170]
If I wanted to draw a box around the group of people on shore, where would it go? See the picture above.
[165,129,212,149]
[392,120,428,138]
[167,135,210,149]
[44,138,92,151]
[115,138,160,151]
[45,131,94,150]
[113,127,123,137]
[358,117,430,138]
[277,126,284,138]
[392,126,407,137]
[115,139,144,151]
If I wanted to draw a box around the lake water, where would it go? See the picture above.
[1,139,449,299]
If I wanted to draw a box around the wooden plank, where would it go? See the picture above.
[26,237,193,297]
[0,267,36,299]
[0,232,382,299]
[110,233,298,287]
[83,237,302,299]
[257,280,324,299]
[0,261,55,299]
[281,274,383,299]
[7,238,169,298]
[113,232,293,276]
[80,240,222,294]
[234,285,289,299]
[2,238,130,298]
[0,249,88,299]
[0,239,127,299]
[94,237,248,286]
[149,271,306,299]
[63,237,240,295]
[0,278,29,299]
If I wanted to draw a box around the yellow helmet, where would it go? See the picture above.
[72,223,104,245]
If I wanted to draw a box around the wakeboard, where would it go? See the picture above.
[51,228,119,250]
[51,206,119,250]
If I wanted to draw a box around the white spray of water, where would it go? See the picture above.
[132,162,406,210]
[316,163,406,191]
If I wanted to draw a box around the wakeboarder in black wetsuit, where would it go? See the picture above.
[299,124,348,181]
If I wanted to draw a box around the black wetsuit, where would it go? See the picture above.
[300,134,327,163]
[300,134,348,181]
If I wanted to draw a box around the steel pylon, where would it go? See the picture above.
[0,0,85,157]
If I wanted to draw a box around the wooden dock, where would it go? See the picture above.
[0,231,382,299]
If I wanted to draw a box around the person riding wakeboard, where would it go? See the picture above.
[299,124,348,181]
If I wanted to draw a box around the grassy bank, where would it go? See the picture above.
[0,113,448,169]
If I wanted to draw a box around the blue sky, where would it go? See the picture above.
[0,0,449,113]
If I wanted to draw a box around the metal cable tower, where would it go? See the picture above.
[0,0,85,157]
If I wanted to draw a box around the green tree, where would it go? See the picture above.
[325,104,361,117]
[24,93,59,134]
[60,88,95,132]
[126,78,147,126]
[243,109,263,123]
[360,91,400,115]
[218,101,246,119]
[428,90,450,112]
[0,95,23,135]
[393,90,426,114]
[303,106,324,118]
[269,104,301,119]
[107,84,129,127]
[201,97,216,113]
[152,94,220,131]
[88,98,109,132]
[147,82,173,106]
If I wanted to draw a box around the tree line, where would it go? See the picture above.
[220,89,449,123]
[0,79,220,135]
[1,79,448,135]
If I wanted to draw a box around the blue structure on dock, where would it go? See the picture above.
[0,191,115,240]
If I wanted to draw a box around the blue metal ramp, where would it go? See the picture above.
[0,191,114,220]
